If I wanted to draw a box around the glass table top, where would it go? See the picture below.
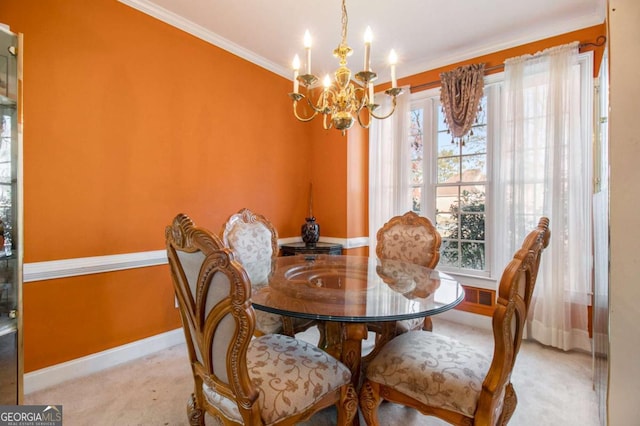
[251,255,464,322]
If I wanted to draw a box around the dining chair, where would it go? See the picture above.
[221,208,314,336]
[166,213,358,425]
[359,217,551,426]
[375,211,442,334]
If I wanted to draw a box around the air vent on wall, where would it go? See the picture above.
[455,285,496,317]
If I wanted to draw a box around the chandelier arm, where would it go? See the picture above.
[369,96,398,120]
[292,99,320,122]
[303,89,329,114]
[353,86,368,114]
[356,109,372,129]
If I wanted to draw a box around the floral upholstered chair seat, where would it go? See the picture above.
[203,334,352,425]
[365,331,490,417]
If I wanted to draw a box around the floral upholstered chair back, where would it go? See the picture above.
[221,208,278,287]
[221,208,285,336]
[376,211,441,269]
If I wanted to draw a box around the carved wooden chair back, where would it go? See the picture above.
[166,213,358,425]
[359,217,551,426]
[166,213,260,424]
[478,216,550,424]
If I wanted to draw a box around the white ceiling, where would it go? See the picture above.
[119,0,606,85]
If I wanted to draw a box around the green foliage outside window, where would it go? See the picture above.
[441,190,486,270]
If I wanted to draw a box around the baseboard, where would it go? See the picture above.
[24,328,186,394]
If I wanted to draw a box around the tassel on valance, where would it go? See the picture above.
[439,63,485,146]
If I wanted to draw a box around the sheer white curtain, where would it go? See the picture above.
[369,87,411,253]
[495,42,592,351]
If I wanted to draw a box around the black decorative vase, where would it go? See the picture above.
[301,217,320,246]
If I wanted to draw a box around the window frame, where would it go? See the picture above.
[410,74,502,280]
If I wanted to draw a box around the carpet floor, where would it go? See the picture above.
[25,318,599,425]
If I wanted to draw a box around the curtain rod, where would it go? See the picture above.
[410,35,607,92]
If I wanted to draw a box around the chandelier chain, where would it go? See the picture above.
[340,0,348,46]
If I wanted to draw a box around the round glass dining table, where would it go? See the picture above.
[251,254,464,387]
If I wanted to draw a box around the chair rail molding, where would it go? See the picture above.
[23,237,369,282]
[23,250,168,282]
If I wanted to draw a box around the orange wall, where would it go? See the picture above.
[0,0,316,371]
[0,0,607,372]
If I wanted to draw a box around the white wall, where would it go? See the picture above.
[608,0,640,423]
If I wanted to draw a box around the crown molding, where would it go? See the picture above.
[117,0,290,79]
[398,13,605,85]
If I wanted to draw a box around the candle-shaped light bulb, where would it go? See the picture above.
[323,74,332,89]
[388,49,398,88]
[292,55,300,93]
[303,30,312,74]
[363,26,373,71]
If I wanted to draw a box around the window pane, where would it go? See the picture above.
[438,131,459,157]
[440,240,459,267]
[435,212,454,238]
[410,132,423,161]
[436,187,458,215]
[411,187,421,213]
[461,154,486,180]
[460,242,485,270]
[410,160,423,185]
[437,157,459,183]
[460,213,485,240]
[462,125,487,155]
[459,186,485,211]
[410,109,423,162]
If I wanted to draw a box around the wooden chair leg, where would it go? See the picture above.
[359,380,383,426]
[187,393,204,426]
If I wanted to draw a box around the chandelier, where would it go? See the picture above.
[288,0,403,135]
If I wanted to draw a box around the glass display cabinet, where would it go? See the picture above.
[0,24,22,404]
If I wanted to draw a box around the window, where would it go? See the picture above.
[410,83,498,278]
[375,52,591,282]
